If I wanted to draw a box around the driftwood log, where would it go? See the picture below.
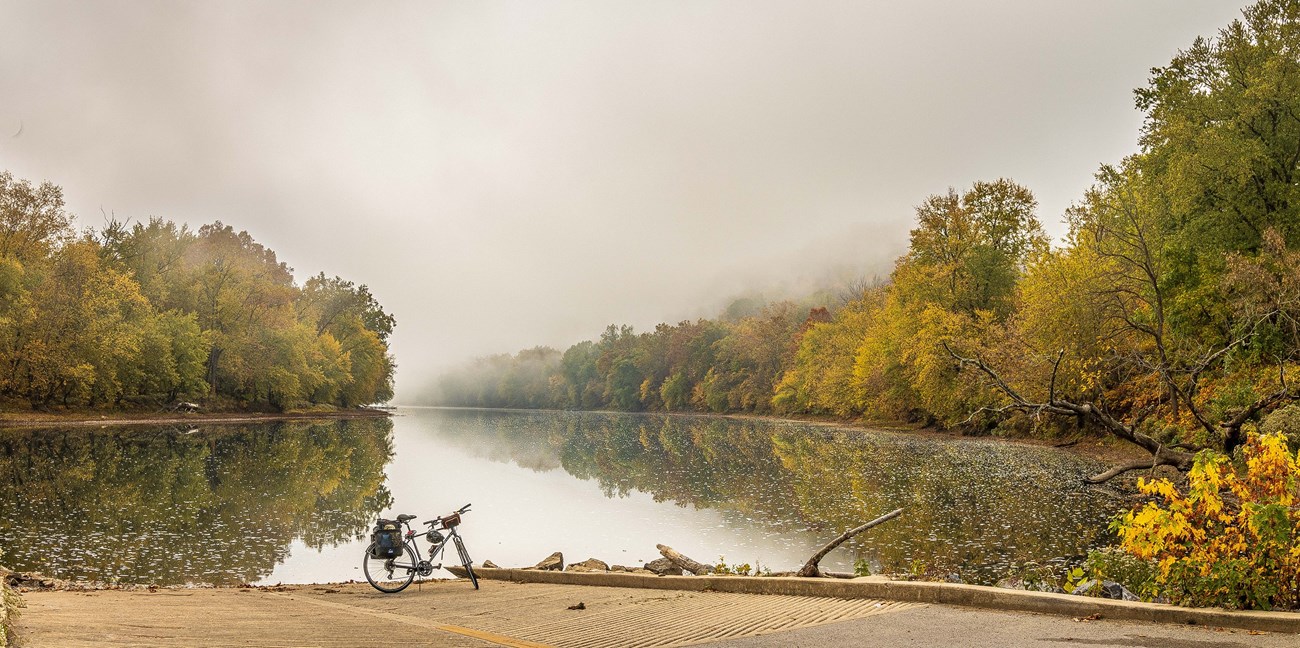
[656,544,712,575]
[797,508,904,578]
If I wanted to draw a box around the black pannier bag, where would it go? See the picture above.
[370,519,402,559]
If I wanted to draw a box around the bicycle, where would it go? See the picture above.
[363,503,478,593]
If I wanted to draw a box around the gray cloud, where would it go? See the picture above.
[0,0,1246,400]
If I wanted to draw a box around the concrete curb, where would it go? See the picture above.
[449,567,1300,634]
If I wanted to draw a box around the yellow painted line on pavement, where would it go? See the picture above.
[439,623,553,648]
[265,592,553,648]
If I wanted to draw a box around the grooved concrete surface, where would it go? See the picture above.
[722,604,1295,648]
[473,588,917,647]
[11,580,1297,648]
[14,580,917,648]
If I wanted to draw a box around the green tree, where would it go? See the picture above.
[98,217,195,308]
[561,340,603,409]
[596,325,642,411]
[903,179,1046,319]
[1136,0,1300,263]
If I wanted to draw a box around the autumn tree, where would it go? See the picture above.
[298,274,396,406]
[773,297,878,416]
[0,171,74,264]
[839,179,1046,426]
[697,302,803,414]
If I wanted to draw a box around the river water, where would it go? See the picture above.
[0,407,1119,586]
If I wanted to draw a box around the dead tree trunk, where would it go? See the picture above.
[656,544,711,575]
[797,508,903,578]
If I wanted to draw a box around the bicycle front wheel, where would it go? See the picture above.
[453,535,478,590]
[363,542,417,593]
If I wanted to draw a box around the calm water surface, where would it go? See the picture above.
[0,408,1120,585]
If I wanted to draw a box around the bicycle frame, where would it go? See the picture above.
[389,522,466,575]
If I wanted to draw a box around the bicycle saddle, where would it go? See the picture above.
[396,514,417,522]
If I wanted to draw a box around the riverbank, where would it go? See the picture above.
[715,410,1150,468]
[0,407,391,428]
[420,405,1151,473]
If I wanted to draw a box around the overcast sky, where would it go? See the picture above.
[0,1,1247,401]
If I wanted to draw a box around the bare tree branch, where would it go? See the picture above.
[943,342,1196,483]
[1048,348,1064,401]
[797,508,903,578]
[1085,457,1182,484]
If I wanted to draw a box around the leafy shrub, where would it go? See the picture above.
[712,556,754,576]
[995,561,1072,592]
[853,559,872,577]
[1084,548,1157,600]
[1113,432,1300,610]
[1261,404,1300,451]
[0,568,22,648]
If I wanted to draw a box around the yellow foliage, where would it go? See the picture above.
[1114,433,1300,610]
[772,301,877,417]
[1014,245,1115,398]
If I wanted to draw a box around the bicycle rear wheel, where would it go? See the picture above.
[363,542,417,593]
[453,535,478,590]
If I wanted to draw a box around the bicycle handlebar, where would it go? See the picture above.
[422,504,472,528]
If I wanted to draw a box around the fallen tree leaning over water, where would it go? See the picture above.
[797,508,904,578]
[943,340,1299,484]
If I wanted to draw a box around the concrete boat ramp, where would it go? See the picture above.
[13,572,1298,647]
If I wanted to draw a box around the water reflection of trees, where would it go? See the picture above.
[434,410,1118,582]
[0,419,393,585]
